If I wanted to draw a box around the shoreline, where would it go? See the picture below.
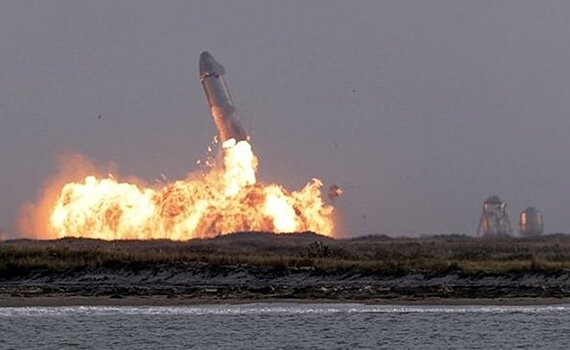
[2,234,570,308]
[1,295,569,307]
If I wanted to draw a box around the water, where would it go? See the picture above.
[1,303,569,349]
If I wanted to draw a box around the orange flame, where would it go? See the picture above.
[23,139,335,240]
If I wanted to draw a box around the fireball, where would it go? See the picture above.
[36,138,335,240]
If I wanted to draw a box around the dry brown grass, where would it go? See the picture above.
[1,232,569,279]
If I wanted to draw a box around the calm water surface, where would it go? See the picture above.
[0,303,568,349]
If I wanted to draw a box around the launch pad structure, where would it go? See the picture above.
[477,196,512,237]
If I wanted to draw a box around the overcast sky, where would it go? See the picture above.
[1,1,569,238]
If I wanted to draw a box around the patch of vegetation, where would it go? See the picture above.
[0,233,569,279]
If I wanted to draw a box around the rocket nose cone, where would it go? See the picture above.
[199,51,225,77]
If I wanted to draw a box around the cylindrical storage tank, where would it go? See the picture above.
[519,207,544,237]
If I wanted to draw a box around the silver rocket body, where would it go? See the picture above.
[199,51,247,143]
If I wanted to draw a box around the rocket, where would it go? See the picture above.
[199,51,247,143]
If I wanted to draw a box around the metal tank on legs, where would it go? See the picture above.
[477,196,512,237]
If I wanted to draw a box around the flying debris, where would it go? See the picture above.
[199,51,247,143]
[327,184,343,201]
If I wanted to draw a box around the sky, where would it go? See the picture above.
[1,1,569,238]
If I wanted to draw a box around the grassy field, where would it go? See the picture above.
[1,232,569,279]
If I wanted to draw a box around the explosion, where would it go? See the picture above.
[24,138,335,240]
[20,51,337,240]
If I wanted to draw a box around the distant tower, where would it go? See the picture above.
[477,196,512,237]
[519,207,544,237]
